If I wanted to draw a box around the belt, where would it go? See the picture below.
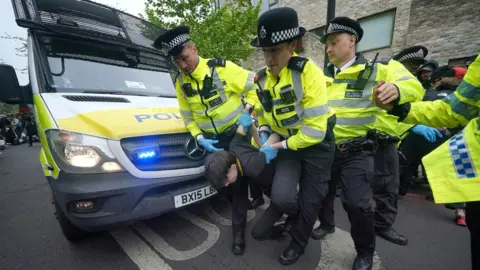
[337,136,376,154]
[203,123,238,141]
[376,133,399,147]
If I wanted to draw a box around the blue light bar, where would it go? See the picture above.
[136,150,157,160]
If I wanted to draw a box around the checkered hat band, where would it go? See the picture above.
[163,33,190,53]
[271,27,300,44]
[328,23,358,40]
[398,49,425,62]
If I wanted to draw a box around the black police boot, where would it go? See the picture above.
[248,197,265,210]
[278,241,304,266]
[311,225,335,240]
[376,227,408,245]
[232,230,245,255]
[352,253,373,270]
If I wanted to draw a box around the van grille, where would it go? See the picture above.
[63,95,130,103]
[120,133,206,171]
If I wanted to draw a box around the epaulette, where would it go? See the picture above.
[287,56,309,72]
[376,57,391,64]
[207,58,226,68]
[256,67,267,80]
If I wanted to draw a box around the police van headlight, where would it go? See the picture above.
[46,130,125,174]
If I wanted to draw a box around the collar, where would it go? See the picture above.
[187,56,208,79]
[266,52,299,79]
[326,53,368,77]
[236,159,244,176]
[334,56,357,75]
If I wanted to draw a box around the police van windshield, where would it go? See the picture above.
[40,35,177,97]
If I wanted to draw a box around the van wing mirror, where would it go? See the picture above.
[0,64,25,104]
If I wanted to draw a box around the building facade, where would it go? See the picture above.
[241,0,480,71]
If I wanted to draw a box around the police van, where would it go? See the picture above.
[0,0,216,242]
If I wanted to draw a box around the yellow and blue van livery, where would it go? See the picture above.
[0,0,216,242]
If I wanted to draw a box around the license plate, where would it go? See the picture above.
[174,185,217,208]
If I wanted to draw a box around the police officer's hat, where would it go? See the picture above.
[393,45,428,63]
[321,17,363,44]
[250,7,306,47]
[153,25,191,57]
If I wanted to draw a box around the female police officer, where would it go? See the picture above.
[246,7,336,265]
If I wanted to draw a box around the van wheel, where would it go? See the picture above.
[54,201,90,242]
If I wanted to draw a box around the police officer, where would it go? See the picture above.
[154,26,259,256]
[375,55,480,270]
[311,17,424,269]
[393,45,429,75]
[247,7,336,265]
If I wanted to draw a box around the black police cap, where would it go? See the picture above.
[250,7,306,47]
[321,16,363,44]
[153,25,191,57]
[393,45,428,63]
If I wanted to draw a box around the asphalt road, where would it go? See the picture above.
[0,144,471,270]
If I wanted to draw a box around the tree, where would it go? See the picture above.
[143,0,261,64]
[0,33,28,74]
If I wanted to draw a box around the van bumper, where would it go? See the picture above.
[47,170,216,232]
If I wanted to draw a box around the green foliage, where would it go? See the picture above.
[0,102,19,115]
[143,0,261,64]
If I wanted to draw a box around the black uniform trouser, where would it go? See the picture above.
[251,142,335,252]
[317,149,376,255]
[231,164,275,232]
[373,143,399,230]
[466,201,480,270]
[398,133,448,195]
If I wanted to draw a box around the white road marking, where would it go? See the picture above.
[203,200,256,226]
[110,228,173,270]
[134,210,221,261]
[315,225,384,270]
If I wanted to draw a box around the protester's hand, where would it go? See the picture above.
[236,112,253,133]
[411,125,443,143]
[198,138,224,152]
[374,80,396,111]
[259,145,278,164]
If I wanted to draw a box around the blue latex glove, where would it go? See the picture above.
[198,138,224,152]
[260,145,278,164]
[260,134,269,145]
[236,112,253,133]
[411,125,443,143]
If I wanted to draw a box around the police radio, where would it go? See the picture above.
[181,83,196,97]
[254,75,273,113]
[347,52,379,90]
[200,75,217,99]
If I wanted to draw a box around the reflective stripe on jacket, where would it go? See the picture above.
[326,54,423,144]
[254,54,334,150]
[175,56,257,137]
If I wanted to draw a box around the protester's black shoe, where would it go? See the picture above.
[352,253,373,270]
[311,225,335,240]
[248,197,265,210]
[278,242,304,265]
[376,227,408,245]
[231,231,245,255]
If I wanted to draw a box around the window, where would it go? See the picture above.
[310,26,326,38]
[357,9,396,52]
[268,0,279,7]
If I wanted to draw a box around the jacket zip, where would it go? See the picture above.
[271,76,281,129]
[190,75,218,135]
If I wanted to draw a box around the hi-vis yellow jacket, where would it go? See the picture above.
[176,56,257,138]
[252,54,334,150]
[325,53,423,144]
[389,55,480,203]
